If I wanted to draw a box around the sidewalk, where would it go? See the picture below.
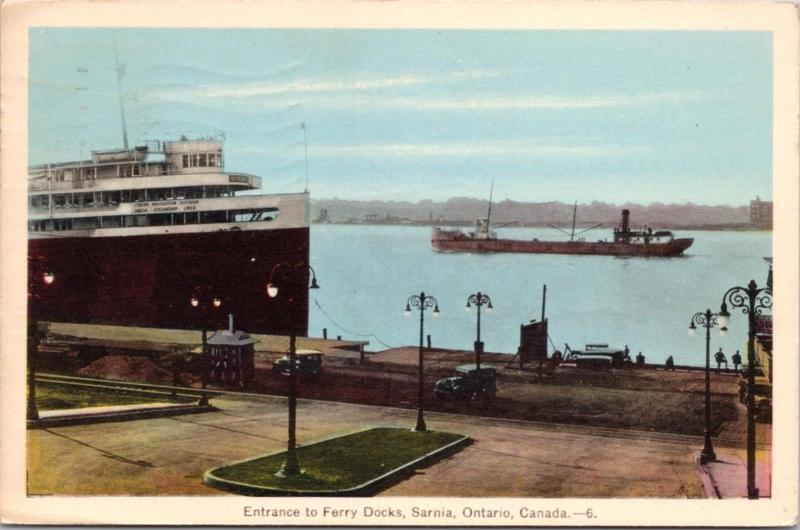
[700,446,772,498]
[28,394,707,497]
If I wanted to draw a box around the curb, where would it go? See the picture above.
[27,404,218,429]
[694,454,721,499]
[203,430,472,496]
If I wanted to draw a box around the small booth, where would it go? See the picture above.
[206,314,257,386]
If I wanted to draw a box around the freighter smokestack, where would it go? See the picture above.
[621,209,630,233]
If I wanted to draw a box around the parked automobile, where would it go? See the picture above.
[272,350,323,377]
[562,343,626,369]
[435,364,497,399]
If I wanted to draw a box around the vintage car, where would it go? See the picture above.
[272,349,323,377]
[561,343,628,369]
[435,364,498,399]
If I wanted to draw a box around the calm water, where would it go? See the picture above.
[308,225,771,367]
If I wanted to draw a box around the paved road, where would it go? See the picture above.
[28,394,706,497]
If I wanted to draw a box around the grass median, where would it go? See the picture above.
[209,427,465,494]
[35,382,195,410]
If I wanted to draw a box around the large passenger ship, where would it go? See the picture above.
[28,134,311,335]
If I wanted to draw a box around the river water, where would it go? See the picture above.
[308,225,771,367]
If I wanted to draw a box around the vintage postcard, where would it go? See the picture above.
[1,0,798,526]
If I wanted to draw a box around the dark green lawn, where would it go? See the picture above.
[211,427,463,492]
[35,382,194,410]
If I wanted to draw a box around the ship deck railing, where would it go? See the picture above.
[28,171,261,192]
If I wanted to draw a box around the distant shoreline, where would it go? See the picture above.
[312,220,772,232]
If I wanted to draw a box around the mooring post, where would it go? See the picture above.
[427,334,432,349]
[323,327,327,340]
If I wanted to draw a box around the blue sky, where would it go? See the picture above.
[29,28,772,205]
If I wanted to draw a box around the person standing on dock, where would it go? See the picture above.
[732,350,742,373]
[714,348,728,373]
[665,355,675,371]
[636,351,645,366]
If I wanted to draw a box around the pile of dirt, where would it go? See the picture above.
[78,355,171,383]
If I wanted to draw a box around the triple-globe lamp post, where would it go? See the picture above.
[465,292,492,373]
[405,292,440,432]
[718,279,772,499]
[27,257,55,422]
[190,286,222,406]
[267,262,320,478]
[688,309,724,464]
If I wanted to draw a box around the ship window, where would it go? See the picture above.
[199,154,207,167]
[73,217,98,230]
[149,213,172,226]
[34,195,50,207]
[200,210,228,224]
[102,216,121,228]
[132,165,141,176]
[29,220,51,231]
[231,208,279,223]
[182,154,190,168]
[53,219,73,231]
[208,153,217,166]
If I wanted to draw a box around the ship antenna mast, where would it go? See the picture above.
[113,38,129,149]
[486,179,494,229]
[301,122,309,193]
[570,201,577,242]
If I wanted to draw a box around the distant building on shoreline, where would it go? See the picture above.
[750,196,773,228]
[314,208,331,223]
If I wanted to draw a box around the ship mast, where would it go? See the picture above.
[302,122,309,193]
[570,201,577,242]
[486,179,494,229]
[113,38,129,150]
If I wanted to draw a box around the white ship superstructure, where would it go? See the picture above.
[28,134,308,239]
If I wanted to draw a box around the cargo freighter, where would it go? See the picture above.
[28,134,311,335]
[432,208,693,257]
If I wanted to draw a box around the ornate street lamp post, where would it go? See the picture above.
[719,279,772,499]
[190,286,222,406]
[465,292,492,373]
[267,263,320,478]
[688,309,724,464]
[27,257,55,422]
[405,292,440,432]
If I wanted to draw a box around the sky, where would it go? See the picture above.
[28,28,773,205]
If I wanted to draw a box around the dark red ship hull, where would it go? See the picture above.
[29,227,310,336]
[432,234,693,257]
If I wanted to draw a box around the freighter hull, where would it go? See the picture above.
[432,234,693,257]
[29,227,310,336]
